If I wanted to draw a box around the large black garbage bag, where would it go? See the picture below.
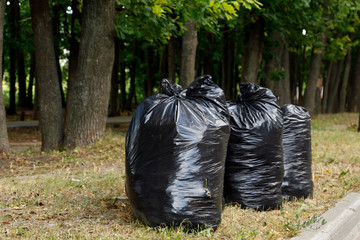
[224,83,284,210]
[281,104,313,200]
[125,75,230,229]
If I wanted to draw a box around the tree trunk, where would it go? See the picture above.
[65,0,81,127]
[119,54,126,110]
[348,49,360,112]
[26,51,35,108]
[203,32,214,78]
[109,37,120,116]
[52,2,66,108]
[241,16,265,83]
[322,61,334,113]
[30,0,64,151]
[144,46,155,98]
[168,37,176,83]
[127,41,137,110]
[0,0,10,154]
[280,44,291,105]
[222,27,235,100]
[64,0,115,148]
[179,19,198,88]
[12,0,26,109]
[8,0,17,114]
[338,48,351,113]
[304,33,327,115]
[327,59,344,113]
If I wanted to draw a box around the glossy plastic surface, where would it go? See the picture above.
[224,83,284,210]
[281,104,313,200]
[125,75,230,229]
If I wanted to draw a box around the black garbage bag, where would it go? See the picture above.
[224,83,284,210]
[281,104,313,200]
[125,75,230,229]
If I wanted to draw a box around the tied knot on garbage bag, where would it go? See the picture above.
[224,82,284,211]
[125,75,230,230]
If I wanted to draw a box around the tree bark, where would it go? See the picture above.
[144,46,155,98]
[338,48,351,113]
[179,19,198,88]
[8,0,17,114]
[52,2,66,108]
[14,0,27,108]
[304,33,327,115]
[0,0,10,154]
[26,51,35,108]
[127,41,137,110]
[241,16,265,83]
[222,27,235,100]
[348,49,360,112]
[109,37,120,116]
[30,0,64,151]
[64,0,115,148]
[327,59,344,113]
[168,37,176,83]
[65,0,81,128]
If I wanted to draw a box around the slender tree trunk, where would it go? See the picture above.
[241,16,265,83]
[52,3,66,108]
[322,61,334,113]
[179,19,198,88]
[13,0,26,108]
[109,37,120,116]
[26,52,35,108]
[65,0,81,127]
[0,0,10,154]
[222,27,235,100]
[30,0,64,151]
[203,32,214,78]
[144,46,155,98]
[127,41,137,109]
[9,0,17,114]
[280,44,291,105]
[327,59,344,113]
[348,49,360,112]
[64,0,115,148]
[168,37,176,83]
[119,59,126,110]
[339,48,351,113]
[304,33,327,115]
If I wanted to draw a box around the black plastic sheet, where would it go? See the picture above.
[125,75,230,229]
[281,104,313,200]
[224,83,284,210]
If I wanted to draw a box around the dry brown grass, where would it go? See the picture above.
[1,113,359,239]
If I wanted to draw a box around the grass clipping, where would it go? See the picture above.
[1,113,360,239]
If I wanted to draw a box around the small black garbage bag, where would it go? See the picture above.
[224,83,284,210]
[281,104,313,200]
[125,75,230,229]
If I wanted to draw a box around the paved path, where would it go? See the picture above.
[292,192,360,240]
[6,116,132,128]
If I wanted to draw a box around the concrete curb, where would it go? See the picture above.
[292,192,360,240]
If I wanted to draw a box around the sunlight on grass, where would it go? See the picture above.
[1,114,359,239]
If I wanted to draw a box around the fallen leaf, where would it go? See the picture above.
[2,222,10,225]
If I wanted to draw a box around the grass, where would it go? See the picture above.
[1,113,360,239]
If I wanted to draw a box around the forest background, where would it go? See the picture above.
[0,0,360,153]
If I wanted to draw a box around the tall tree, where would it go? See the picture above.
[179,19,198,88]
[64,0,115,148]
[0,0,10,154]
[30,0,64,151]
